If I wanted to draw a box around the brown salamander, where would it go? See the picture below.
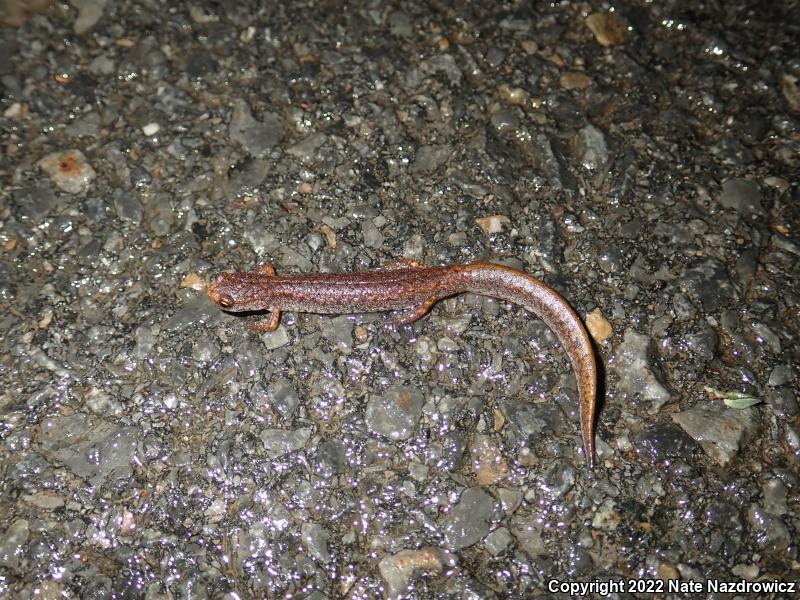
[207,259,598,469]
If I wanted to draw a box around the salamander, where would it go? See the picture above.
[207,259,598,469]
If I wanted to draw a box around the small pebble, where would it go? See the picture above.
[560,72,593,90]
[142,122,160,136]
[585,13,627,47]
[476,215,510,234]
[37,149,97,194]
[585,308,613,343]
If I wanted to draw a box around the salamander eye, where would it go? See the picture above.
[217,294,235,309]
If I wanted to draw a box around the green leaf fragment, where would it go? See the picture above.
[703,386,762,408]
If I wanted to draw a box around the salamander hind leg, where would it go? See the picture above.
[391,296,438,325]
[258,263,277,276]
[248,309,281,333]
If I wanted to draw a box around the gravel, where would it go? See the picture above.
[1,0,798,597]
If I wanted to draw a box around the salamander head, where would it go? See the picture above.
[208,272,268,312]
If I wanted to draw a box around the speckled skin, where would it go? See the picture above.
[208,260,598,469]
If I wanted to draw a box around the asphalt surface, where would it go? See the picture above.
[1,1,798,598]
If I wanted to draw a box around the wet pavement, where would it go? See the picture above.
[1,1,798,598]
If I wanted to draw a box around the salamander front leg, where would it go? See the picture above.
[391,296,438,326]
[249,309,281,333]
[242,263,280,332]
